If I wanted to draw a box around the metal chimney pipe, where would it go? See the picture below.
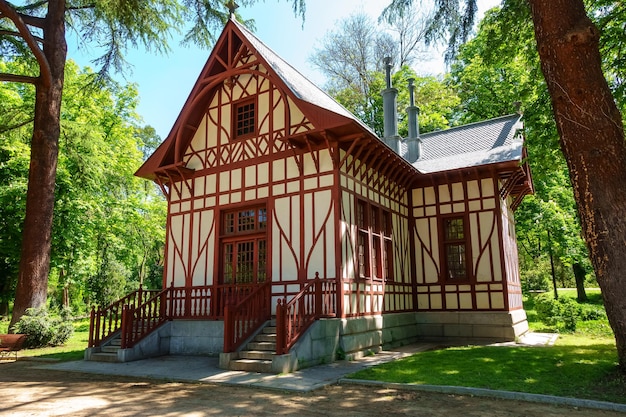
[406,78,422,161]
[381,57,400,153]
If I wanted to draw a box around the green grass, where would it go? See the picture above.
[349,288,626,404]
[0,318,89,362]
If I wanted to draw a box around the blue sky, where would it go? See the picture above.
[68,0,500,139]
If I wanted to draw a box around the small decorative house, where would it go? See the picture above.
[86,17,533,373]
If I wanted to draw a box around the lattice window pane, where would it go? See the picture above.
[236,241,255,284]
[258,208,267,230]
[257,239,266,282]
[223,243,234,284]
[446,244,466,280]
[445,218,464,240]
[238,210,256,232]
[236,101,255,137]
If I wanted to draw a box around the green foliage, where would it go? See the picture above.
[0,58,166,311]
[534,294,581,332]
[12,307,74,348]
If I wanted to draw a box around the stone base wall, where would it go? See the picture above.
[414,309,529,342]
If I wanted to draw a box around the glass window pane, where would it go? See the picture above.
[446,244,466,279]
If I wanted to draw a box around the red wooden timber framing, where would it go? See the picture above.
[275,273,338,354]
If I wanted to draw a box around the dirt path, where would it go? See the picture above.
[0,360,622,416]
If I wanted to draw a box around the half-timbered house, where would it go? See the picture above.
[86,16,533,373]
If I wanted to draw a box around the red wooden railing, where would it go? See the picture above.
[89,283,270,349]
[223,281,272,353]
[121,288,168,348]
[275,274,338,355]
[88,287,159,348]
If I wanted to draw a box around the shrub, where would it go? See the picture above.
[534,294,582,332]
[12,307,74,348]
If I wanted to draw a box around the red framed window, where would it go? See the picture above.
[441,216,469,281]
[221,206,267,285]
[356,199,393,280]
[233,99,256,138]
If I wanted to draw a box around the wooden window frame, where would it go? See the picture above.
[440,215,471,282]
[220,206,267,285]
[233,97,257,139]
[355,199,394,281]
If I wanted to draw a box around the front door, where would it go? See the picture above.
[218,206,268,312]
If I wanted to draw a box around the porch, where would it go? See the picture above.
[85,276,341,372]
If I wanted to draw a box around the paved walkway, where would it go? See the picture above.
[40,333,557,392]
[33,332,626,412]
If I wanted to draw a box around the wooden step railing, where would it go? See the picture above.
[88,287,159,348]
[275,274,338,355]
[223,281,272,353]
[121,288,169,348]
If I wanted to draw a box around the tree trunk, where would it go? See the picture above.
[9,1,67,330]
[529,0,626,371]
[572,262,587,302]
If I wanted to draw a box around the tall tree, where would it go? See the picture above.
[0,0,278,328]
[394,0,626,369]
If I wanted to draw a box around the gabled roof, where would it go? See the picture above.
[412,114,524,174]
[135,17,380,180]
[234,19,376,136]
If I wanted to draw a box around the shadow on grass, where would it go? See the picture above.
[349,343,625,404]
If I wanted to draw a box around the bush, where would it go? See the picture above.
[12,307,74,348]
[534,294,582,332]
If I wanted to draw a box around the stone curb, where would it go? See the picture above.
[340,379,626,413]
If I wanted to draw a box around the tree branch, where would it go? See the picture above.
[0,29,44,43]
[0,0,51,87]
[15,0,48,12]
[0,117,34,133]
[0,72,39,84]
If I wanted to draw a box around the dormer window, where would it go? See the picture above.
[234,98,256,138]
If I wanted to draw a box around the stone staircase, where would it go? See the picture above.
[87,334,123,362]
[227,321,277,373]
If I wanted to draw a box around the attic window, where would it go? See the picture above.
[234,99,256,138]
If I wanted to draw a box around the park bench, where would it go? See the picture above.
[0,334,27,360]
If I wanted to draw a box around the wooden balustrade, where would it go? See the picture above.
[88,287,159,348]
[223,281,272,353]
[276,274,338,355]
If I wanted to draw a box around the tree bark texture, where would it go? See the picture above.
[529,0,626,370]
[9,1,67,329]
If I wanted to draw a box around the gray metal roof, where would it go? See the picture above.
[234,19,524,176]
[411,114,524,173]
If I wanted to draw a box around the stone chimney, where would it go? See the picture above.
[381,57,401,154]
[405,78,422,162]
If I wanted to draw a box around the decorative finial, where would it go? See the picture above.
[226,0,239,18]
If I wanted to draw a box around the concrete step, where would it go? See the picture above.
[254,333,276,343]
[240,350,274,361]
[109,339,122,347]
[263,326,277,334]
[247,341,276,351]
[101,345,121,354]
[88,352,119,363]
[229,358,272,373]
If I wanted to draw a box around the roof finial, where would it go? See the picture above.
[226,0,239,18]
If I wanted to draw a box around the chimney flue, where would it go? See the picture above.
[406,78,422,162]
[381,57,401,153]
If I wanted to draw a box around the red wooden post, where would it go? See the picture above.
[276,299,285,354]
[120,305,129,349]
[223,304,231,352]
[95,307,102,346]
[88,306,95,347]
[314,272,322,319]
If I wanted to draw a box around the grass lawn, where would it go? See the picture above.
[0,318,89,362]
[349,289,626,404]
